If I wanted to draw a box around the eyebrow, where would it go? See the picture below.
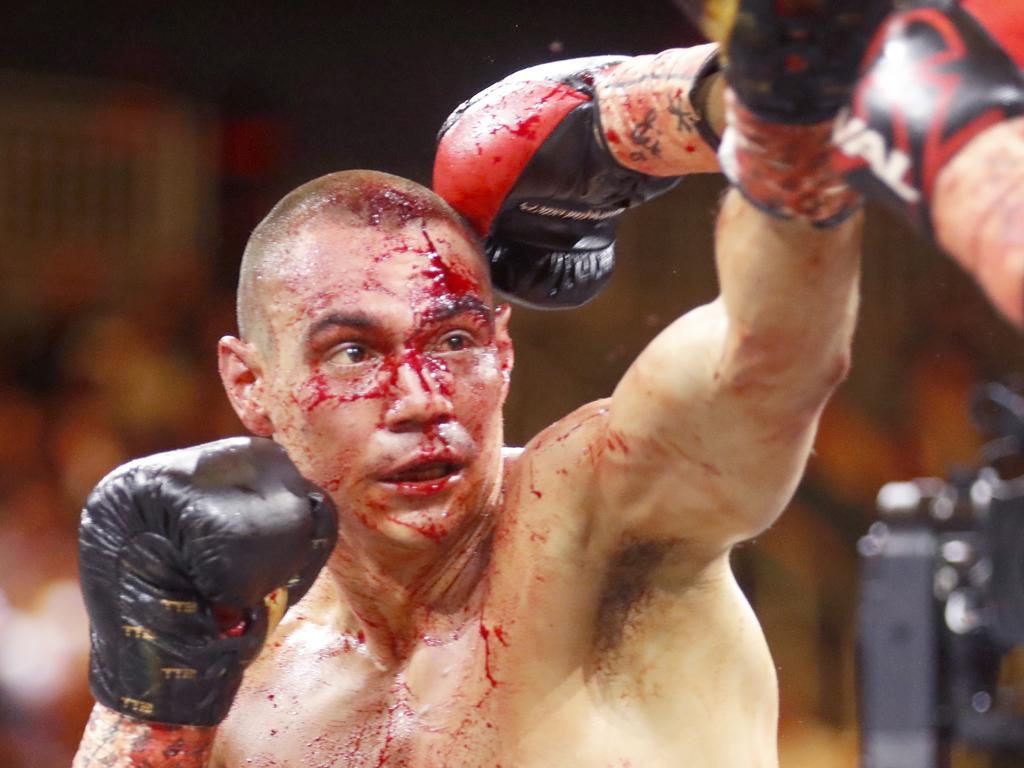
[305,312,378,346]
[419,295,492,324]
[304,295,492,346]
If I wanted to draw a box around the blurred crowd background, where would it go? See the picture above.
[2,2,1024,766]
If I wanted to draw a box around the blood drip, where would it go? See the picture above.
[478,622,500,687]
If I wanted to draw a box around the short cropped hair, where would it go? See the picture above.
[236,170,481,353]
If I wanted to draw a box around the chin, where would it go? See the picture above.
[340,457,499,547]
[375,500,467,548]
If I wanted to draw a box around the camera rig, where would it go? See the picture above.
[859,381,1024,767]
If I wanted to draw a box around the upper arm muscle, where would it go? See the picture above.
[597,299,826,550]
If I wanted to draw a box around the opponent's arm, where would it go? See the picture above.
[832,0,1024,327]
[71,438,336,767]
[598,1,884,553]
[434,44,723,309]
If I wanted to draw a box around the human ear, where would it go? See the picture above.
[217,336,274,436]
[494,304,514,394]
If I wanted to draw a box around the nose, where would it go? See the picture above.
[383,358,454,432]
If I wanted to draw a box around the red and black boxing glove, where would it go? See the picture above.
[833,0,1024,234]
[434,50,720,309]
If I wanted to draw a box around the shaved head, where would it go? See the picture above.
[237,170,482,354]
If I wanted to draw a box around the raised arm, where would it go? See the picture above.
[430,4,884,555]
[601,191,860,552]
[596,0,886,554]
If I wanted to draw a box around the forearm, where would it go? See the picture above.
[714,189,861,411]
[933,116,1024,329]
[73,703,216,768]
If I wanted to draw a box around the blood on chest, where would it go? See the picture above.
[220,615,509,767]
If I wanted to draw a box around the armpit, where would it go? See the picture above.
[593,538,678,654]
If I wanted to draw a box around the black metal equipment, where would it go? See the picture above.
[859,381,1024,767]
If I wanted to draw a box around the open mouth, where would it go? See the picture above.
[380,461,462,485]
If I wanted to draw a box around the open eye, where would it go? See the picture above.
[327,343,372,365]
[438,331,474,353]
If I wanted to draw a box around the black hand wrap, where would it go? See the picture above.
[676,0,893,123]
[434,57,681,309]
[78,437,337,726]
[834,0,1024,233]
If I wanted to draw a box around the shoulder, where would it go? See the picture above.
[522,397,612,463]
[493,399,611,560]
[509,397,611,500]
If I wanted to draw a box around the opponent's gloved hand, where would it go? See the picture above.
[79,437,337,726]
[678,0,892,123]
[675,0,892,225]
[433,47,720,309]
[833,0,1024,234]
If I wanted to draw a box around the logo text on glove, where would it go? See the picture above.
[519,202,625,221]
[161,667,198,680]
[120,697,155,715]
[160,599,198,613]
[122,624,156,641]
[833,109,920,203]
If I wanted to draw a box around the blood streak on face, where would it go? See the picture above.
[258,207,511,551]
[420,228,481,306]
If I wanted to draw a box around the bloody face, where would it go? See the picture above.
[254,214,511,550]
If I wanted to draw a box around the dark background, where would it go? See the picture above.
[0,2,1021,766]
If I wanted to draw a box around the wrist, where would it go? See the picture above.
[720,88,861,227]
[73,702,216,768]
[594,44,722,176]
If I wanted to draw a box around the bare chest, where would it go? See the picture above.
[214,615,532,768]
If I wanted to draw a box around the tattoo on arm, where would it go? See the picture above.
[73,703,216,768]
[596,44,722,176]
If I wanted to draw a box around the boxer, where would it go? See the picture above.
[73,2,874,764]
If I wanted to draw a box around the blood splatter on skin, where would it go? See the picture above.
[260,217,507,548]
[419,229,482,303]
[360,185,437,227]
[209,178,534,766]
[606,430,630,454]
[478,622,500,688]
[124,722,215,767]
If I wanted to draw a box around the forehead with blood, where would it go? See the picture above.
[407,227,487,320]
[283,217,493,413]
[270,199,489,317]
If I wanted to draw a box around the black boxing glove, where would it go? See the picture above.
[434,52,720,309]
[78,437,337,726]
[833,0,1024,233]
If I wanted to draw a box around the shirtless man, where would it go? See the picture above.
[72,3,873,766]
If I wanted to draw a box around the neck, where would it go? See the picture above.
[324,485,500,665]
